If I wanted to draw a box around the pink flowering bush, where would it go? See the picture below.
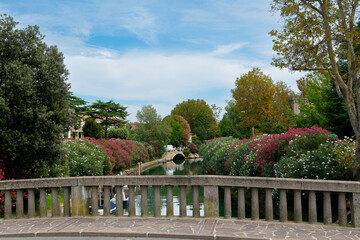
[85,138,150,171]
[188,143,199,154]
[201,126,353,179]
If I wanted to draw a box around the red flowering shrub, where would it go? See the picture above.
[188,143,198,154]
[85,138,150,171]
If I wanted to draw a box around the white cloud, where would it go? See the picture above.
[210,42,249,57]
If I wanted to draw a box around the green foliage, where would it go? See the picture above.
[108,127,129,139]
[171,99,217,140]
[134,105,171,157]
[164,116,184,147]
[0,14,71,178]
[183,148,190,157]
[64,140,111,176]
[83,118,104,139]
[87,100,128,139]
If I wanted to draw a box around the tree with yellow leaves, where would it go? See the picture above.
[231,68,290,137]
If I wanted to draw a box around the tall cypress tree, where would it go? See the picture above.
[0,15,70,178]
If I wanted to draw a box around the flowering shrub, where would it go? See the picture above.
[85,138,150,171]
[64,140,111,176]
[275,138,354,180]
[200,126,354,180]
[188,143,198,154]
[199,137,239,175]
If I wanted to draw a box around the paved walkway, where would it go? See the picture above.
[0,217,359,240]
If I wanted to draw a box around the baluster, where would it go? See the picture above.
[27,189,35,218]
[128,185,136,217]
[251,188,259,221]
[279,189,287,222]
[40,188,47,218]
[179,185,186,217]
[265,188,273,221]
[63,187,70,217]
[116,186,123,217]
[4,190,12,219]
[166,185,173,217]
[323,191,332,225]
[294,190,302,223]
[51,188,59,217]
[308,191,317,224]
[91,186,99,216]
[16,189,24,218]
[153,185,161,217]
[103,186,111,216]
[338,192,347,226]
[237,187,245,219]
[192,185,200,218]
[224,186,231,219]
[352,193,360,228]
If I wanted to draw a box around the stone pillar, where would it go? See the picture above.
[103,186,111,216]
[71,186,89,216]
[251,188,259,221]
[237,187,245,219]
[40,188,47,218]
[224,186,231,219]
[116,186,123,217]
[27,189,35,218]
[16,189,24,218]
[323,191,332,225]
[128,185,136,217]
[279,189,287,222]
[204,186,219,217]
[308,191,317,224]
[91,186,99,216]
[166,185,173,217]
[63,187,71,217]
[192,186,200,218]
[153,185,161,217]
[352,192,360,228]
[338,192,347,226]
[179,185,187,217]
[51,188,59,217]
[265,188,273,221]
[4,190,12,219]
[294,190,302,223]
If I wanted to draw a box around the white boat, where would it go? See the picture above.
[98,185,129,215]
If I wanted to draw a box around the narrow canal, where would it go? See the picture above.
[122,157,235,217]
[125,158,206,216]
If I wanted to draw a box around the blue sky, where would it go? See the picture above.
[1,0,304,122]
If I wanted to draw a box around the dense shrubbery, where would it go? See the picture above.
[200,126,355,180]
[188,143,199,154]
[64,140,111,176]
[85,138,150,171]
[108,127,129,139]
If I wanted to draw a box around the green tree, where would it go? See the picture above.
[87,100,128,139]
[172,115,191,145]
[134,105,171,156]
[171,99,217,140]
[291,74,353,138]
[83,118,104,139]
[164,116,184,147]
[0,15,70,178]
[108,127,129,139]
[66,92,87,132]
[270,0,360,178]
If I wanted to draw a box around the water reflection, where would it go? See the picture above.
[124,159,205,216]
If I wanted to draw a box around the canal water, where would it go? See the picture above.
[124,158,206,216]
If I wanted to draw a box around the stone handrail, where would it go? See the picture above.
[1,175,360,228]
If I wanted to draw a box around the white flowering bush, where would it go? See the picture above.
[275,138,354,180]
[64,140,111,176]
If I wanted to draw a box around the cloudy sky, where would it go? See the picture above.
[1,0,304,122]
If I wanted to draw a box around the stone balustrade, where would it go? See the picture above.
[1,175,360,228]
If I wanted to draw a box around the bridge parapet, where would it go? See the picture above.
[1,175,360,228]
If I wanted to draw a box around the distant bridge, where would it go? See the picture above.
[165,150,185,160]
